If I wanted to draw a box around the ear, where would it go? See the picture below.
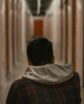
[52,55,55,64]
[28,59,32,65]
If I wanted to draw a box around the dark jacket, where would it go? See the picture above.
[6,72,81,104]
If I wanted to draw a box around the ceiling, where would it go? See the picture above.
[26,0,53,16]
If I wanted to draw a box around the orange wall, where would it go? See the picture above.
[34,19,43,36]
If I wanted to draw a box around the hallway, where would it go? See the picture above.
[0,0,84,104]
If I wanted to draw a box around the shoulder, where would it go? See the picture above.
[6,78,32,104]
[73,72,80,83]
[63,71,81,89]
[66,71,80,85]
[11,77,30,88]
[60,71,80,88]
[10,78,31,90]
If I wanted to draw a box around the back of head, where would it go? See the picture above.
[27,38,53,66]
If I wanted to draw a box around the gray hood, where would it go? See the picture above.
[23,64,73,85]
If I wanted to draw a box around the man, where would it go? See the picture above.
[6,38,81,104]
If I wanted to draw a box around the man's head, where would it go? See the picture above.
[27,38,54,66]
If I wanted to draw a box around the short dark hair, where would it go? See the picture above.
[27,38,53,66]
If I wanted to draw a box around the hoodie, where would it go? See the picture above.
[23,64,73,85]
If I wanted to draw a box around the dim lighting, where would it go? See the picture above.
[68,6,71,12]
[78,3,82,10]
[10,10,13,15]
[37,0,41,15]
[1,1,5,15]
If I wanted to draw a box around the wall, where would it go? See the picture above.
[0,0,7,103]
[34,19,43,36]
[44,0,61,63]
[44,0,84,85]
[76,0,83,85]
[0,0,28,103]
